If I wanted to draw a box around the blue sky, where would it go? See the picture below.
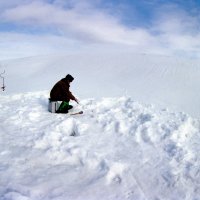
[0,0,200,59]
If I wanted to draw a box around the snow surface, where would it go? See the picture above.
[1,91,200,200]
[1,52,200,117]
[1,53,200,200]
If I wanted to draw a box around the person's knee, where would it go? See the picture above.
[68,105,73,110]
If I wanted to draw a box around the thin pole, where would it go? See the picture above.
[0,70,5,91]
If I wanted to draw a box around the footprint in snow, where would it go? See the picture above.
[56,118,79,136]
[106,162,126,185]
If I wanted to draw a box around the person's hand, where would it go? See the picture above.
[75,98,79,104]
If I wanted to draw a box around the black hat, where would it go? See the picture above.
[65,74,74,82]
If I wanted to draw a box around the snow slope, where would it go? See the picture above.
[1,53,200,200]
[1,91,200,200]
[1,52,200,117]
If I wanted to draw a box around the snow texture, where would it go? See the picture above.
[1,52,200,118]
[1,53,200,200]
[1,91,200,200]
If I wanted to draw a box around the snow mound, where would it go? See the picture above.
[2,52,200,117]
[0,91,200,200]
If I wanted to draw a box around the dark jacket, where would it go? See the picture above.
[50,78,76,101]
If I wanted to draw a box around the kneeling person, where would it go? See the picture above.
[50,74,79,113]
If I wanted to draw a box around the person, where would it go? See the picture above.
[50,74,79,113]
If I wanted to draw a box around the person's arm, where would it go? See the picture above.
[68,91,79,104]
[64,81,79,103]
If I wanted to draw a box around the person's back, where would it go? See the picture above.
[50,78,71,101]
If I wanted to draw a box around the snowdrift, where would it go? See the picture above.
[1,52,200,118]
[0,91,200,200]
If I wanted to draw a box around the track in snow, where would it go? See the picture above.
[0,92,200,200]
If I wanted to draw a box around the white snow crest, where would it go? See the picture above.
[0,92,200,200]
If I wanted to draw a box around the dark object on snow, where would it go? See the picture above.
[0,70,5,91]
[56,101,73,113]
[48,99,83,115]
[70,111,83,115]
[50,75,76,102]
[48,99,73,113]
[49,74,79,113]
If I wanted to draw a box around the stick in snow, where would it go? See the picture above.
[70,111,83,116]
[0,70,5,91]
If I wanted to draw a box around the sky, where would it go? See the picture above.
[0,0,200,59]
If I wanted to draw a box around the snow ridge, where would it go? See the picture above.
[0,92,200,200]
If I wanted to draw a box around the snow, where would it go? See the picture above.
[1,90,200,200]
[1,52,200,117]
[1,52,200,199]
